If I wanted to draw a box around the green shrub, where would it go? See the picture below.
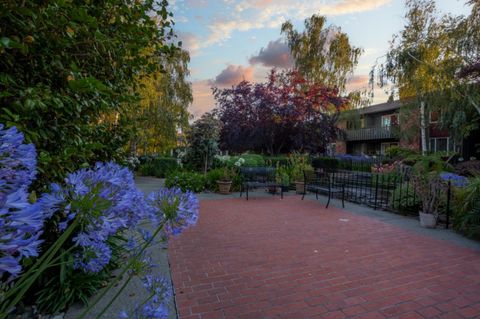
[264,156,289,167]
[228,153,265,167]
[205,168,224,191]
[165,171,205,192]
[311,157,339,171]
[390,181,421,212]
[385,146,419,158]
[452,176,480,238]
[138,157,178,178]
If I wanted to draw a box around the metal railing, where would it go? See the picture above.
[345,126,397,141]
[324,169,452,228]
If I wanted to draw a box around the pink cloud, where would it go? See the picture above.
[249,39,293,69]
[190,80,215,119]
[213,65,255,86]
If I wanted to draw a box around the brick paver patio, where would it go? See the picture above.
[169,197,480,319]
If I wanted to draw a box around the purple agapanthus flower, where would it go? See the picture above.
[0,124,46,278]
[147,188,199,236]
[439,172,469,188]
[120,275,171,319]
[38,162,154,273]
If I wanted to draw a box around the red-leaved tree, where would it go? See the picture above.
[213,70,347,155]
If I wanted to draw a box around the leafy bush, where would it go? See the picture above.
[264,156,289,167]
[454,160,480,177]
[385,146,419,158]
[452,175,480,238]
[312,157,339,171]
[391,182,421,212]
[205,168,224,191]
[165,171,205,192]
[0,0,176,190]
[227,153,265,167]
[139,157,178,178]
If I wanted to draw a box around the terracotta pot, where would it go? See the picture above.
[217,180,232,195]
[419,212,437,228]
[295,181,305,194]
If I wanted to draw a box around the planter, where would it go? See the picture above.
[217,180,232,195]
[295,181,305,194]
[419,212,437,228]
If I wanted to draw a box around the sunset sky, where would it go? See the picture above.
[170,0,471,119]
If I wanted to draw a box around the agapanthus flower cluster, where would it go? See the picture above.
[147,188,199,236]
[38,162,154,273]
[439,172,469,188]
[120,275,172,319]
[0,125,47,278]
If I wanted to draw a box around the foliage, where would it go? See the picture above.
[411,161,447,215]
[130,49,192,155]
[0,0,177,190]
[281,15,362,94]
[403,153,453,171]
[205,168,224,191]
[263,156,289,167]
[385,145,419,159]
[164,171,205,193]
[214,155,242,182]
[372,0,480,139]
[226,154,264,167]
[0,128,200,319]
[288,153,311,181]
[391,182,421,212]
[139,157,178,178]
[454,160,480,177]
[184,113,221,172]
[213,70,346,155]
[452,175,480,238]
[0,125,45,279]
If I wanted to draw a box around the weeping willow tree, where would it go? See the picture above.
[131,48,192,155]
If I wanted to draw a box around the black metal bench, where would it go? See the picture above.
[301,170,345,208]
[239,167,283,200]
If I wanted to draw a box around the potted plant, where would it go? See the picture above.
[275,164,290,193]
[412,165,446,228]
[289,153,311,194]
[214,155,243,194]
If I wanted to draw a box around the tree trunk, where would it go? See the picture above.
[420,101,427,155]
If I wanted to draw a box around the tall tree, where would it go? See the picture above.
[131,48,192,155]
[184,112,221,173]
[0,0,177,189]
[372,0,480,143]
[213,70,347,155]
[281,15,362,94]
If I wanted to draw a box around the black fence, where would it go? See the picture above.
[326,169,453,228]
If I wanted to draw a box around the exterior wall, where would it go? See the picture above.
[336,141,347,154]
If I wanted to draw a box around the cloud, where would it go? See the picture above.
[205,0,391,46]
[213,65,255,86]
[190,80,215,118]
[177,31,201,56]
[346,74,370,91]
[249,39,293,69]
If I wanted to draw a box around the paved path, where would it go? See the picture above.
[169,196,480,319]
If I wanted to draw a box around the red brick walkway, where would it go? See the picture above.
[168,197,480,319]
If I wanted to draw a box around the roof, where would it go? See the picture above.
[356,100,404,115]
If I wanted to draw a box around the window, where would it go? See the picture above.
[429,137,455,153]
[381,114,398,127]
[429,111,439,124]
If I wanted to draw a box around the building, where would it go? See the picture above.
[334,100,480,159]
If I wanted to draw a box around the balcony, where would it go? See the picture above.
[345,126,397,141]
